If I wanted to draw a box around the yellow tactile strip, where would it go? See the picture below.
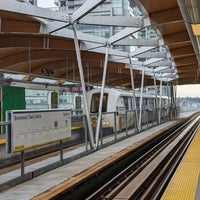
[161,128,200,200]
[0,139,6,144]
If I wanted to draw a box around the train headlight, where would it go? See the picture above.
[102,120,110,127]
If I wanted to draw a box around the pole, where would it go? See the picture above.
[129,56,138,131]
[174,84,177,117]
[170,83,174,119]
[60,140,63,164]
[159,74,163,124]
[138,68,145,131]
[21,150,25,176]
[28,35,31,80]
[153,71,159,124]
[72,24,95,149]
[95,43,110,147]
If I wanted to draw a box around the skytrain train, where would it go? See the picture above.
[86,88,169,131]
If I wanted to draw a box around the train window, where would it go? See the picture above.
[143,98,147,106]
[136,98,140,108]
[123,96,129,110]
[130,97,133,109]
[149,98,153,106]
[90,93,108,113]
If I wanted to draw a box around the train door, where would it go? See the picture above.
[75,95,82,114]
[90,92,108,128]
[75,95,81,109]
[116,96,126,131]
[1,85,25,133]
[51,91,58,108]
[127,97,134,127]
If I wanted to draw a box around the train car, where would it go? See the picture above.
[86,88,164,132]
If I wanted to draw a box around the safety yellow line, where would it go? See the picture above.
[0,139,6,144]
[161,128,200,200]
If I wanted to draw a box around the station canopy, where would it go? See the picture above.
[0,0,200,89]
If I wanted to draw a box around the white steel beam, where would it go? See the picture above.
[145,71,174,77]
[80,42,105,51]
[108,27,141,44]
[71,0,107,22]
[45,21,69,34]
[109,57,130,64]
[148,61,173,67]
[130,46,156,57]
[154,67,175,74]
[126,64,153,72]
[80,42,128,57]
[138,68,145,132]
[144,58,165,66]
[154,66,171,72]
[156,68,174,73]
[153,72,159,124]
[153,73,176,79]
[81,42,166,60]
[72,25,95,149]
[79,16,144,27]
[52,28,107,44]
[129,56,139,130]
[136,51,167,58]
[0,0,69,22]
[114,38,159,46]
[46,0,107,33]
[95,44,110,147]
[158,74,163,124]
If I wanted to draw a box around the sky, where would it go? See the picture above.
[177,84,200,98]
[36,0,200,98]
[37,0,55,8]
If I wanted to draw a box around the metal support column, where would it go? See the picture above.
[21,150,25,176]
[153,71,159,124]
[129,56,138,131]
[167,83,170,119]
[60,140,63,164]
[174,84,177,117]
[72,24,95,149]
[28,35,31,80]
[170,83,174,120]
[138,68,145,132]
[158,74,163,124]
[95,43,110,147]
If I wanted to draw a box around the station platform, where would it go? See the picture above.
[161,126,200,200]
[0,120,178,200]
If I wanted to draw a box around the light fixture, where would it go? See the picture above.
[191,24,200,35]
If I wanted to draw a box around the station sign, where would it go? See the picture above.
[71,85,93,92]
[6,109,71,153]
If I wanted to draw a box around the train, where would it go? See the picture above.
[86,88,169,132]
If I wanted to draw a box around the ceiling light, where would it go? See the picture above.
[191,24,200,35]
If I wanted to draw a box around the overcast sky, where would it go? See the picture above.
[37,0,55,8]
[36,1,200,98]
[177,85,200,98]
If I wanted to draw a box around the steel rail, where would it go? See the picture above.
[83,113,200,200]
[113,114,200,200]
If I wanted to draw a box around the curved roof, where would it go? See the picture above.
[0,0,199,89]
[136,0,200,85]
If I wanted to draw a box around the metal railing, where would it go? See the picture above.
[0,106,177,177]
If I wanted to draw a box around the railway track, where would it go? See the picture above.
[89,113,200,200]
[0,144,83,175]
[0,125,84,170]
[51,113,200,200]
